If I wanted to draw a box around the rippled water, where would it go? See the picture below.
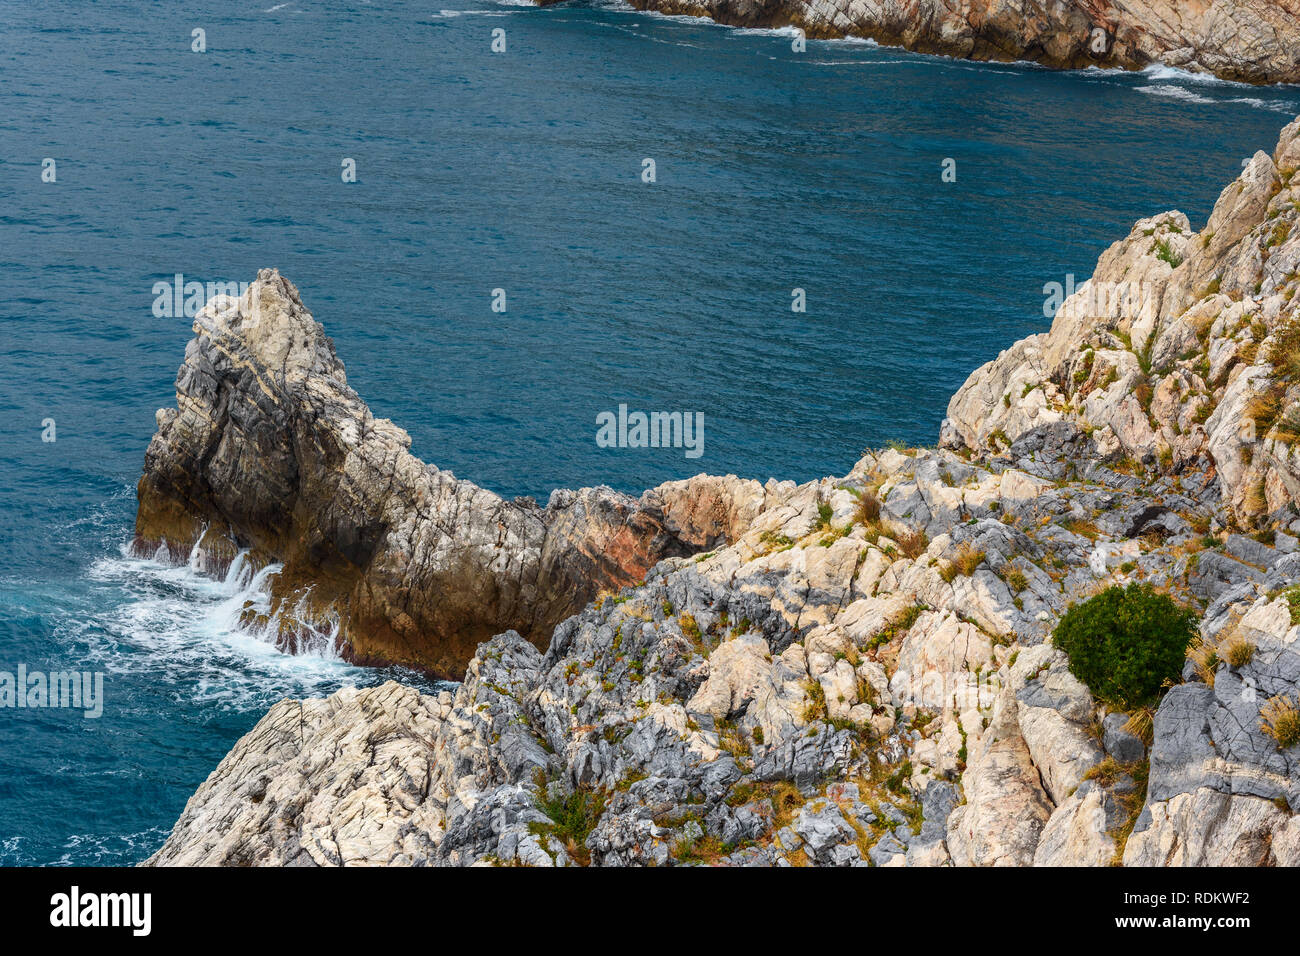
[0,0,1296,864]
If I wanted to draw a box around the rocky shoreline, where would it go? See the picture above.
[544,0,1300,85]
[146,116,1300,866]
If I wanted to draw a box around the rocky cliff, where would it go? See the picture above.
[550,0,1300,85]
[134,271,778,677]
[147,116,1300,866]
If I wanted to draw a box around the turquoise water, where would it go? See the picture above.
[0,0,1296,864]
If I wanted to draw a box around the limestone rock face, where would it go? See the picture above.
[572,0,1300,84]
[144,682,450,866]
[148,118,1300,866]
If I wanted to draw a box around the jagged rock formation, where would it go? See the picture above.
[134,270,770,677]
[943,117,1300,527]
[551,0,1300,85]
[149,118,1300,866]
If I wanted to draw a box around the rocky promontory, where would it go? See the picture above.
[134,271,776,677]
[545,0,1300,85]
[148,116,1300,866]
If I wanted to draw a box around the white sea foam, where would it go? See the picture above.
[77,543,370,711]
[1141,63,1244,86]
[1139,83,1297,113]
[432,7,513,17]
[727,24,802,38]
[1140,85,1217,105]
[806,58,915,67]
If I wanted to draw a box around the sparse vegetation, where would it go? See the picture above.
[1061,516,1100,541]
[670,831,730,864]
[939,543,984,582]
[1265,219,1293,251]
[1187,635,1219,687]
[1002,566,1029,593]
[1154,237,1184,268]
[1083,756,1150,864]
[757,530,794,555]
[1285,584,1300,625]
[896,528,929,559]
[530,776,607,866]
[1266,320,1300,381]
[866,603,926,652]
[1245,381,1286,439]
[1223,634,1256,669]
[1244,479,1269,517]
[1260,695,1300,751]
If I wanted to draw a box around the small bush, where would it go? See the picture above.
[1260,695,1300,750]
[1284,584,1300,625]
[1153,237,1184,268]
[896,529,928,560]
[1003,567,1029,593]
[940,544,984,582]
[1051,583,1197,709]
[854,489,881,526]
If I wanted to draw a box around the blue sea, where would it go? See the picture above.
[0,0,1296,865]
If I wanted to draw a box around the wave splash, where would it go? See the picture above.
[79,540,402,713]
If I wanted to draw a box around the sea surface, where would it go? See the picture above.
[0,0,1297,865]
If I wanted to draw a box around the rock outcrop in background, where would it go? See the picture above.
[148,117,1300,866]
[538,0,1300,85]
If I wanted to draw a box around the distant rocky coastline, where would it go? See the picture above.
[146,115,1300,866]
[537,0,1300,85]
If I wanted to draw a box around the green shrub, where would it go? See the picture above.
[1154,237,1184,268]
[1051,583,1197,709]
